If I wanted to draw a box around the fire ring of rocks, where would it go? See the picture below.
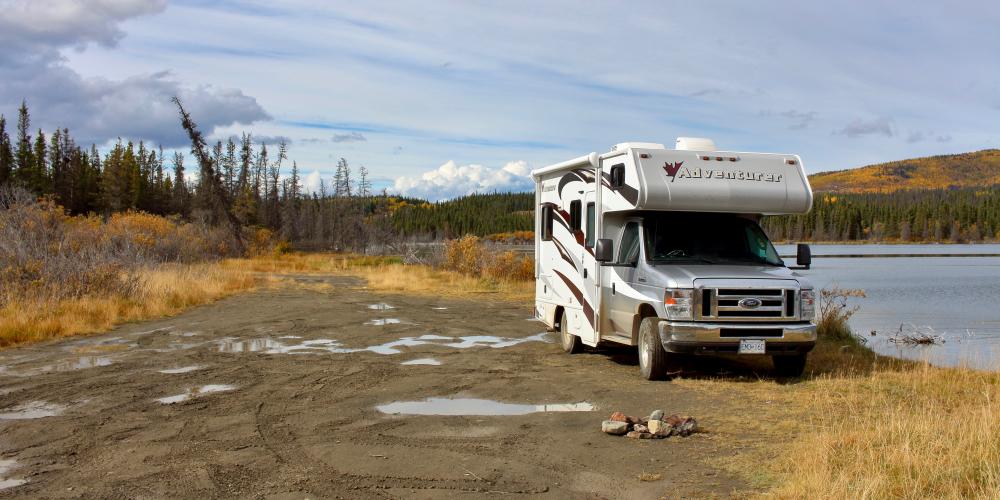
[601,410,698,439]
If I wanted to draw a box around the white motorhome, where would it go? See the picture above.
[532,138,816,379]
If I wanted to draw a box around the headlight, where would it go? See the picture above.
[664,288,694,320]
[800,289,815,321]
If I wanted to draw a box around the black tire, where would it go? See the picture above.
[772,354,808,377]
[638,317,670,380]
[559,314,583,354]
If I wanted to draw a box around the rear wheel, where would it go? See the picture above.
[638,317,673,380]
[772,353,808,377]
[559,314,583,354]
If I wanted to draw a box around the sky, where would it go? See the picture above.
[1,0,999,200]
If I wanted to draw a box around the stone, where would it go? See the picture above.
[649,409,664,421]
[625,431,653,439]
[664,415,698,436]
[602,420,629,435]
[633,424,648,433]
[675,417,698,437]
[648,419,672,437]
[609,412,629,423]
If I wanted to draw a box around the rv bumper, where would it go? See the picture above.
[657,320,816,355]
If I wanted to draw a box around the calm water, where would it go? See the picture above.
[775,244,1000,370]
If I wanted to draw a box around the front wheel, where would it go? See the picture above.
[559,315,583,354]
[772,354,808,377]
[638,317,674,380]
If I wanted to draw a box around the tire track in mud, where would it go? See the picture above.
[0,274,759,498]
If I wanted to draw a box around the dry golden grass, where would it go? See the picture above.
[0,263,257,349]
[352,262,533,302]
[0,250,532,350]
[674,334,1000,498]
[227,250,533,301]
[763,363,1000,499]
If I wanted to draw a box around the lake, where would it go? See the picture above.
[775,244,1000,370]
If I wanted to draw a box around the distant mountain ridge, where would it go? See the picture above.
[808,149,1000,193]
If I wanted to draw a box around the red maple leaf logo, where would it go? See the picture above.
[663,161,683,181]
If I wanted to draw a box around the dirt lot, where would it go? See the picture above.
[0,274,790,499]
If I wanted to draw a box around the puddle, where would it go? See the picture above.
[401,358,442,366]
[0,459,27,491]
[432,307,448,310]
[365,318,402,326]
[158,365,202,374]
[0,401,65,420]
[5,356,115,376]
[157,384,237,404]
[172,331,201,337]
[278,335,303,339]
[376,397,594,416]
[215,332,551,357]
[368,303,395,311]
[48,356,113,371]
[217,338,286,353]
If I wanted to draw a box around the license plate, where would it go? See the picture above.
[739,339,766,355]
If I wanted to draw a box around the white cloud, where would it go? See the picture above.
[393,160,533,201]
[0,0,168,51]
[0,0,269,148]
[303,169,323,195]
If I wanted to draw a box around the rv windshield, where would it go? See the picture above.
[643,213,783,266]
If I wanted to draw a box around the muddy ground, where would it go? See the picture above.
[0,275,790,499]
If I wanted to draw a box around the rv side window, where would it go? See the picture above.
[585,202,595,248]
[619,222,640,264]
[610,164,625,188]
[541,205,553,241]
[569,200,582,231]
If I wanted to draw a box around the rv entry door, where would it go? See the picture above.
[579,189,599,344]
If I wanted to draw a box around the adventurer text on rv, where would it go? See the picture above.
[532,138,816,379]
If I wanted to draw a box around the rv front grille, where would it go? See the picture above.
[697,287,798,321]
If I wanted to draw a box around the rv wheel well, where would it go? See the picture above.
[637,303,657,319]
[632,303,658,341]
[554,306,565,328]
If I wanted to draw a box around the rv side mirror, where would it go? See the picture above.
[595,239,613,262]
[796,243,812,269]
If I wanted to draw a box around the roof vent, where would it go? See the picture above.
[612,142,666,151]
[675,137,716,151]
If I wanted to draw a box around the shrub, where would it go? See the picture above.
[483,250,534,282]
[0,186,236,307]
[816,287,866,340]
[443,235,534,283]
[444,235,485,276]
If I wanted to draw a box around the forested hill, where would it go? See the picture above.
[390,192,532,239]
[407,148,1000,243]
[808,149,1000,193]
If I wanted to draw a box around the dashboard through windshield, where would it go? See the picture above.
[643,212,783,266]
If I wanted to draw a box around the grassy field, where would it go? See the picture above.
[0,263,258,348]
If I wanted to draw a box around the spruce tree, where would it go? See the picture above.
[14,101,33,187]
[0,115,12,186]
[224,137,236,196]
[171,96,244,251]
[32,129,47,193]
[171,151,188,216]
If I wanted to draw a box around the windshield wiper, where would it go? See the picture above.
[651,256,716,264]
